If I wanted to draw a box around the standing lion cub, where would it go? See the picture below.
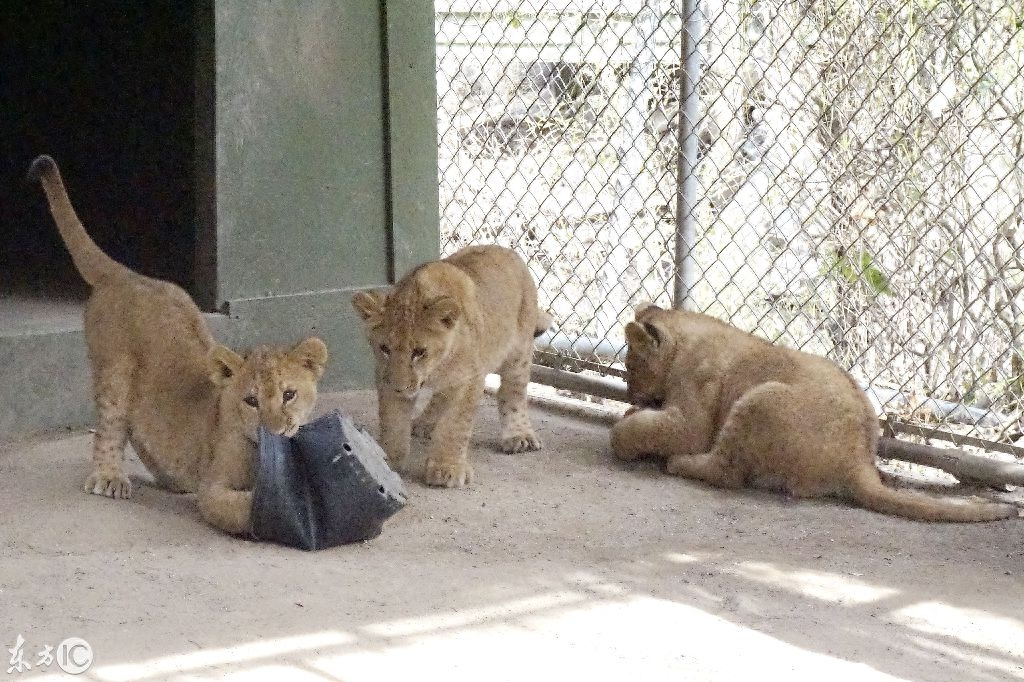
[612,303,1017,522]
[29,155,328,536]
[352,245,550,488]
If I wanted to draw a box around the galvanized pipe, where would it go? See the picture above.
[534,330,625,363]
[530,364,628,402]
[673,0,701,310]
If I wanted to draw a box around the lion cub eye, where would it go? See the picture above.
[283,389,297,403]
[379,343,391,356]
[243,395,259,408]
[412,347,426,360]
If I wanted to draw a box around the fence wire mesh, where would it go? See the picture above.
[435,0,1024,457]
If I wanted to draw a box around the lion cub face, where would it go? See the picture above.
[623,306,674,408]
[208,338,329,440]
[352,290,459,399]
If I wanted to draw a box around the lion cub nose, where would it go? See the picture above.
[394,386,419,399]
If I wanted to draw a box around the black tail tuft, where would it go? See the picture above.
[27,155,57,182]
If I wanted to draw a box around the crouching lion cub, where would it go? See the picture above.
[352,245,551,488]
[612,303,1017,522]
[30,155,328,535]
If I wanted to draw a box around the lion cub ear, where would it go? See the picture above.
[352,291,387,324]
[291,337,329,379]
[209,345,244,386]
[625,321,661,351]
[426,295,460,329]
[633,301,662,316]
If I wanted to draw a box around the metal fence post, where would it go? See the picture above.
[673,0,701,311]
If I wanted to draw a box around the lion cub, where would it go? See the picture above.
[30,155,328,535]
[612,304,1016,522]
[352,245,550,488]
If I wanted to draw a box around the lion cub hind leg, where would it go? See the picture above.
[665,451,745,489]
[496,348,541,453]
[84,359,135,499]
[424,377,485,488]
[666,382,791,492]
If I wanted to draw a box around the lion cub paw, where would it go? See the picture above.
[665,453,695,476]
[385,454,408,474]
[609,425,638,461]
[84,470,133,499]
[501,432,542,453]
[424,458,474,488]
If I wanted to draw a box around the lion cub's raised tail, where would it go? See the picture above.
[851,468,1016,522]
[28,155,129,286]
[534,311,554,338]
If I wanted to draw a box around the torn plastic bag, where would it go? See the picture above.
[251,410,407,550]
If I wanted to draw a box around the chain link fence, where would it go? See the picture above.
[435,0,1024,458]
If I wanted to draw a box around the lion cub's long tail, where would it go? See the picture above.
[851,468,1016,522]
[28,155,128,286]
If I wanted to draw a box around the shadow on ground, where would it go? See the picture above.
[1,390,1021,681]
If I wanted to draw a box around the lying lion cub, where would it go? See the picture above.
[352,245,551,488]
[30,155,328,535]
[612,303,1016,522]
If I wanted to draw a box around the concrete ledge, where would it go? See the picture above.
[0,325,93,434]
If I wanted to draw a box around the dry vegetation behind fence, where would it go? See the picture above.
[435,0,1024,455]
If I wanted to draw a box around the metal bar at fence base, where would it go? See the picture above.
[536,335,1008,432]
[884,420,1024,460]
[673,0,701,311]
[534,330,626,364]
[876,438,1024,488]
[530,364,629,403]
[528,364,1024,485]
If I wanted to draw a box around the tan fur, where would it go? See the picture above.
[29,155,328,535]
[612,304,1017,522]
[352,245,550,488]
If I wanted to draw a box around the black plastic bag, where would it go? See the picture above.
[251,410,407,550]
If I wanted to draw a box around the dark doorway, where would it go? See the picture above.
[0,1,211,327]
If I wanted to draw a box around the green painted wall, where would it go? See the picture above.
[3,0,439,433]
[213,0,439,391]
[214,1,392,301]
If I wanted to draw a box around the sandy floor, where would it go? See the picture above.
[1,390,1022,681]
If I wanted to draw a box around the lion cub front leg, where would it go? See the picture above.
[610,405,712,461]
[424,377,485,488]
[197,438,255,536]
[84,360,134,499]
[197,483,253,536]
[497,348,542,453]
[379,393,415,471]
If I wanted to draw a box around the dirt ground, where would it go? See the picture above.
[1,389,1023,681]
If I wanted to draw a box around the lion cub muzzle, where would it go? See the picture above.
[393,383,424,400]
